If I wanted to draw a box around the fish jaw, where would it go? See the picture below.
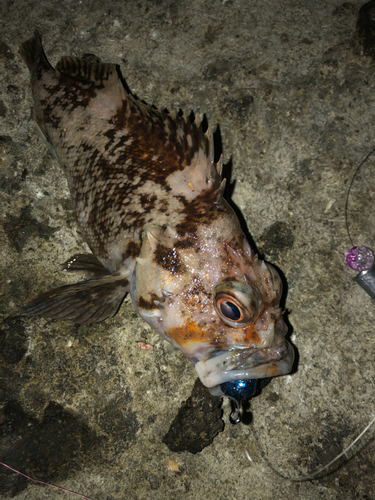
[195,340,294,391]
[166,310,294,393]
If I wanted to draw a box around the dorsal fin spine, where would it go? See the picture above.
[55,56,116,83]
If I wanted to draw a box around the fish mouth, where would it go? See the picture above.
[194,340,294,390]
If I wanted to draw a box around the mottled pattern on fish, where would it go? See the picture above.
[24,46,220,272]
[19,32,294,395]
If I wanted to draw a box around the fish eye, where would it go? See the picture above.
[214,279,261,328]
[217,298,242,321]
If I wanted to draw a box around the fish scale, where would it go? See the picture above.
[19,31,294,406]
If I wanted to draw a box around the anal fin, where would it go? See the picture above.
[19,268,131,324]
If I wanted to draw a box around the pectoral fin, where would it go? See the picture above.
[19,268,131,324]
[61,253,109,276]
[34,116,58,160]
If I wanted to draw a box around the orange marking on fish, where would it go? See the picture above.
[166,321,217,346]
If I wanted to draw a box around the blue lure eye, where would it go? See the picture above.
[219,300,241,320]
[220,378,271,403]
[221,379,258,401]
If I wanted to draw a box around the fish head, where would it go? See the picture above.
[131,215,294,400]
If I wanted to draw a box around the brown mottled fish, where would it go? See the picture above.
[19,32,294,404]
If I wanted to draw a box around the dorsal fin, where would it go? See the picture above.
[56,56,117,84]
[19,31,53,75]
[163,112,220,198]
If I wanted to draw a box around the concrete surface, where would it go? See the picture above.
[1,0,375,499]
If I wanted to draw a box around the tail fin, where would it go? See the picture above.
[19,31,53,74]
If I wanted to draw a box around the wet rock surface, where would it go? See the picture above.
[1,1,375,499]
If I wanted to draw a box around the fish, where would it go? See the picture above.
[18,32,294,403]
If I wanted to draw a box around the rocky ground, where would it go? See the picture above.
[1,0,375,499]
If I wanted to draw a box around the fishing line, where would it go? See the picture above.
[0,462,94,499]
[245,415,375,482]
[345,145,375,299]
[344,144,375,248]
[244,145,375,481]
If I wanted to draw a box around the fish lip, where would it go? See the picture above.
[194,340,295,389]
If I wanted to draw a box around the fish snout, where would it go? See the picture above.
[194,339,294,394]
